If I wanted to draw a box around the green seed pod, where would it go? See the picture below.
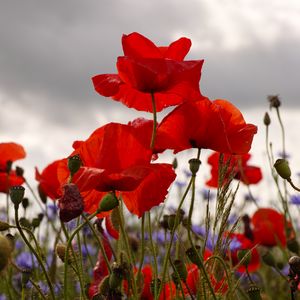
[174,259,188,281]
[237,249,251,267]
[186,246,202,267]
[188,158,201,175]
[0,234,12,271]
[274,159,291,180]
[263,112,271,126]
[68,154,82,177]
[247,285,262,300]
[99,192,119,212]
[9,186,25,207]
[261,251,276,267]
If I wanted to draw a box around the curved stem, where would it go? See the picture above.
[14,205,55,300]
[288,178,300,192]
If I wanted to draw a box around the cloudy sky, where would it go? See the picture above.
[1,0,300,199]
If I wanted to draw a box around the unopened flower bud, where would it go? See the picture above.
[56,243,73,264]
[58,183,84,222]
[172,158,178,169]
[9,186,25,207]
[150,278,162,296]
[171,272,181,287]
[268,95,281,109]
[21,197,29,210]
[174,259,188,281]
[19,217,31,229]
[247,285,262,300]
[0,235,12,271]
[160,215,169,230]
[189,158,201,175]
[186,246,202,266]
[287,239,300,254]
[167,214,177,231]
[109,263,123,290]
[38,185,47,204]
[99,192,119,212]
[237,249,251,267]
[98,275,110,296]
[68,154,82,177]
[15,166,24,177]
[31,218,41,228]
[0,221,10,231]
[289,256,300,275]
[274,159,291,180]
[263,112,271,126]
[261,251,276,267]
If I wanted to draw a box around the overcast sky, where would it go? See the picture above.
[1,0,300,192]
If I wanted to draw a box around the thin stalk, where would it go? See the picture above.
[14,205,55,300]
[150,92,157,149]
[136,214,146,287]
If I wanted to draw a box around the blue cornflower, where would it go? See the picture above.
[16,252,38,270]
[229,236,242,251]
[290,194,300,205]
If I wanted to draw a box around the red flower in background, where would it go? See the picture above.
[251,208,293,247]
[0,142,26,193]
[155,98,257,155]
[206,152,262,187]
[92,32,205,112]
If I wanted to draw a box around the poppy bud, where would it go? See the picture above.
[38,185,47,204]
[58,183,84,222]
[263,112,271,126]
[171,272,181,287]
[9,186,25,207]
[167,214,177,231]
[247,285,262,300]
[160,215,169,230]
[98,275,110,296]
[19,217,31,229]
[261,251,276,267]
[38,213,44,222]
[186,246,202,266]
[174,259,188,281]
[31,218,41,228]
[15,166,24,177]
[6,160,12,173]
[0,221,10,231]
[68,154,82,177]
[172,158,178,169]
[268,95,281,109]
[189,158,201,175]
[110,208,120,232]
[109,263,123,290]
[274,159,291,180]
[287,239,300,254]
[99,192,119,212]
[0,234,12,271]
[56,243,73,264]
[289,256,300,275]
[21,197,29,210]
[150,278,162,296]
[237,249,251,267]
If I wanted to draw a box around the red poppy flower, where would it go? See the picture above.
[252,208,293,247]
[0,142,26,193]
[206,152,262,187]
[58,122,176,217]
[155,98,257,155]
[92,32,205,112]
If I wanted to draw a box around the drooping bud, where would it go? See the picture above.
[15,166,24,177]
[237,249,251,267]
[261,251,276,267]
[189,158,201,175]
[0,221,10,231]
[68,154,82,177]
[263,112,271,126]
[174,259,188,281]
[31,218,41,228]
[58,183,84,222]
[274,159,291,180]
[289,256,300,275]
[56,243,73,264]
[38,185,47,204]
[160,215,169,230]
[246,285,262,300]
[186,246,202,267]
[98,192,119,212]
[0,234,12,271]
[268,95,281,109]
[9,186,25,207]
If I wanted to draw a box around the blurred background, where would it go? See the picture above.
[1,0,300,207]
